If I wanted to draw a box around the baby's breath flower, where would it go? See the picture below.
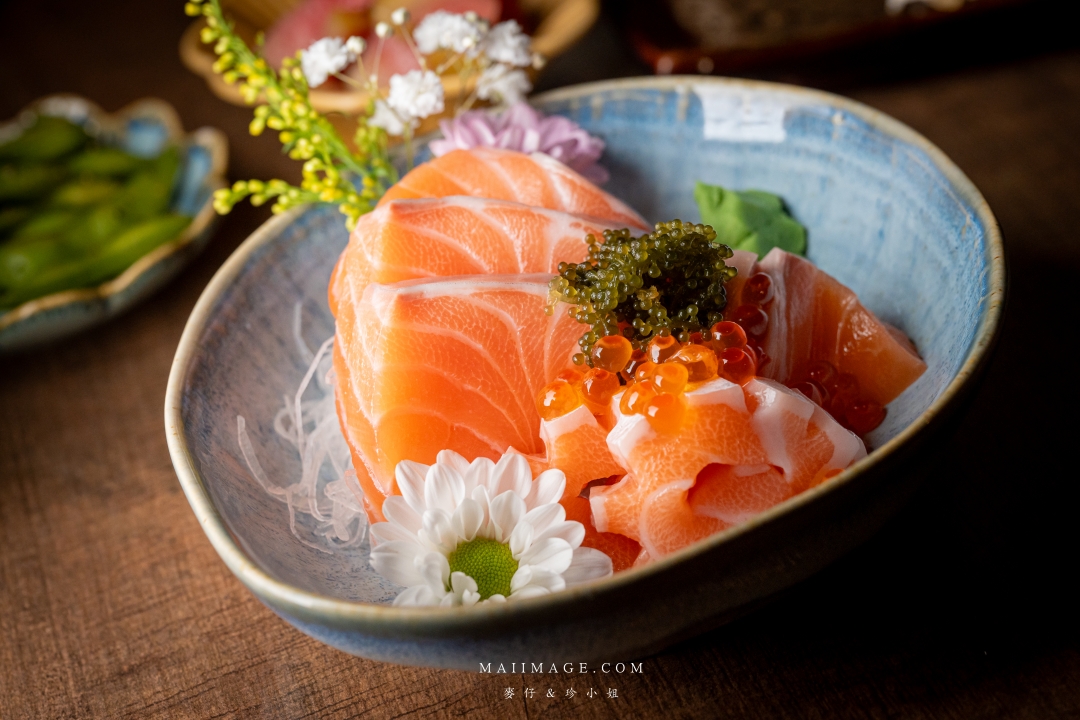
[368,99,406,137]
[387,69,445,124]
[300,37,354,88]
[476,64,532,106]
[481,21,531,67]
[344,36,366,57]
[413,10,484,55]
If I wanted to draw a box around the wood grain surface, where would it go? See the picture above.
[2,1,1079,718]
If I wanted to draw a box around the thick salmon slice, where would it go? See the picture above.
[525,404,625,502]
[755,248,927,406]
[333,274,583,520]
[378,148,648,229]
[329,196,640,317]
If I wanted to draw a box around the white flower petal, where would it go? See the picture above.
[518,567,566,593]
[463,456,495,495]
[508,518,534,558]
[425,462,465,514]
[488,490,526,543]
[437,449,471,477]
[439,592,458,607]
[534,520,585,549]
[450,570,479,597]
[528,469,566,509]
[393,585,442,606]
[518,537,573,574]
[486,593,507,603]
[370,520,421,547]
[462,589,481,606]
[382,495,422,534]
[510,565,533,593]
[454,497,486,542]
[490,452,531,498]
[507,585,550,600]
[370,541,426,587]
[562,547,613,586]
[522,502,564,536]
[420,508,459,554]
[396,460,429,514]
[417,551,450,591]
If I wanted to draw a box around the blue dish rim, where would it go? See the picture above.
[164,76,1005,633]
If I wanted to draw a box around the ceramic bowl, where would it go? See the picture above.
[0,95,227,353]
[165,76,1004,670]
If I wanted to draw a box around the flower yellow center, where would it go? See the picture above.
[447,538,518,600]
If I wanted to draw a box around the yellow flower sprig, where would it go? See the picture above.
[185,0,397,229]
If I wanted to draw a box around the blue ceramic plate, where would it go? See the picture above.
[0,94,228,353]
[165,77,1004,670]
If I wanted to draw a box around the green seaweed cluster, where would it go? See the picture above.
[548,220,737,364]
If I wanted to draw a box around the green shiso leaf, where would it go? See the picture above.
[693,181,807,259]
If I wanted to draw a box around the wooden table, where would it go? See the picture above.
[2,1,1078,717]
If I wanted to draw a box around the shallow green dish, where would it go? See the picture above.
[0,94,228,353]
[165,77,1004,669]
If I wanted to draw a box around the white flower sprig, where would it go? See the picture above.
[370,450,613,607]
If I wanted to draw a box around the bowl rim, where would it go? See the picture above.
[0,94,230,334]
[164,75,1005,633]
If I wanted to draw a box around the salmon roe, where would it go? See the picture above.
[634,361,659,383]
[720,346,756,385]
[644,392,687,433]
[592,335,634,373]
[787,360,887,436]
[846,399,886,435]
[582,368,621,411]
[535,379,581,421]
[650,362,689,395]
[646,334,681,363]
[729,305,769,338]
[556,367,585,385]
[621,348,648,383]
[672,344,719,382]
[741,272,775,305]
[710,321,747,348]
[619,381,656,415]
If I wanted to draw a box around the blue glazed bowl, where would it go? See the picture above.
[165,77,1004,670]
[0,95,228,353]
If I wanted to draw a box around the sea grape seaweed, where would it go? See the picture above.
[549,219,737,364]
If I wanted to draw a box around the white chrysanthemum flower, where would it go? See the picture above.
[481,20,531,67]
[476,64,532,106]
[370,450,613,607]
[386,69,445,124]
[368,99,406,136]
[301,37,356,88]
[413,11,484,55]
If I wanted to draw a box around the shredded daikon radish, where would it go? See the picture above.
[236,316,367,552]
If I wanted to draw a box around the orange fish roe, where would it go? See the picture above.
[536,379,582,421]
[720,346,756,385]
[847,399,886,435]
[592,335,634,373]
[729,305,769,338]
[621,348,648,383]
[619,381,656,415]
[711,320,747,349]
[556,367,585,385]
[644,392,687,433]
[646,335,681,363]
[787,360,887,435]
[650,362,689,395]
[671,344,719,382]
[582,368,621,411]
[634,361,659,383]
[741,272,775,305]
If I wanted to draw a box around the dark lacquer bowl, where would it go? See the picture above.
[165,77,1004,670]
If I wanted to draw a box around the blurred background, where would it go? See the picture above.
[1,0,1078,717]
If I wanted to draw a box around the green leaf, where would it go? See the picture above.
[693,181,807,260]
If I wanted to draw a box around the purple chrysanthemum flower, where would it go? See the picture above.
[429,103,609,184]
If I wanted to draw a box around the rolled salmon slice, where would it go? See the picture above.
[591,377,865,558]
[329,196,640,316]
[333,274,583,520]
[378,148,648,229]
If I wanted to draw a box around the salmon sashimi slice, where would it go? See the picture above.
[329,196,639,317]
[333,274,583,520]
[525,404,626,502]
[755,248,927,406]
[377,148,648,229]
[562,495,642,573]
[591,377,865,558]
